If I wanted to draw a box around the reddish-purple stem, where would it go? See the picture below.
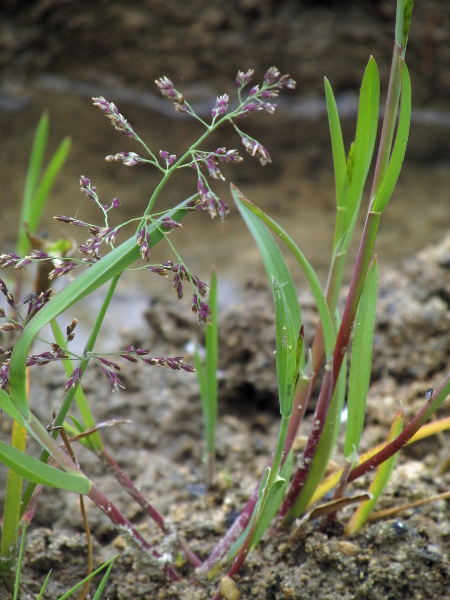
[88,483,180,581]
[349,373,450,482]
[100,448,202,568]
[279,365,334,520]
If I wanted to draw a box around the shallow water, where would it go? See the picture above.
[1,81,449,348]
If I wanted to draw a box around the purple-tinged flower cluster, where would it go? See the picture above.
[193,176,229,221]
[236,69,255,89]
[53,216,90,227]
[78,225,120,260]
[161,217,182,232]
[48,261,79,280]
[80,176,119,212]
[99,366,126,392]
[1,249,51,272]
[27,344,68,367]
[159,150,177,168]
[142,356,195,372]
[240,136,271,166]
[67,318,77,342]
[148,261,212,324]
[119,346,150,362]
[0,279,15,308]
[23,289,54,323]
[0,362,9,390]
[64,366,82,393]
[191,147,243,185]
[0,322,22,332]
[105,152,144,167]
[136,226,151,262]
[0,342,68,390]
[0,253,21,269]
[263,66,296,89]
[211,94,229,119]
[92,96,137,138]
[235,66,296,117]
[155,77,192,115]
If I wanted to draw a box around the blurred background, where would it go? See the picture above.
[0,0,449,336]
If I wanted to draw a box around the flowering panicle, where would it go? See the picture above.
[159,150,177,168]
[66,318,78,342]
[240,135,272,166]
[80,176,119,213]
[235,66,296,117]
[64,366,82,393]
[78,225,120,260]
[0,279,15,308]
[148,261,212,324]
[211,94,229,119]
[99,366,126,392]
[236,69,255,89]
[92,96,137,138]
[142,356,195,372]
[48,261,79,280]
[192,293,213,325]
[24,289,54,322]
[161,217,182,232]
[155,77,193,115]
[0,340,70,390]
[194,175,230,221]
[105,152,144,167]
[0,253,22,269]
[0,363,9,390]
[53,216,91,227]
[119,346,150,362]
[26,344,68,367]
[136,226,151,261]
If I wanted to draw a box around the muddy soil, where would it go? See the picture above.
[0,233,449,599]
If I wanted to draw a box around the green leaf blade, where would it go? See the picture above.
[371,60,411,214]
[9,202,191,418]
[344,258,379,457]
[232,186,335,362]
[28,136,72,233]
[0,440,90,494]
[345,409,403,534]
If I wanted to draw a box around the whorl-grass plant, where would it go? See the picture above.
[1,1,449,598]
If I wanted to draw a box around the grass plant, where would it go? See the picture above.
[0,0,449,598]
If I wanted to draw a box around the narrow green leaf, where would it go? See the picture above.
[57,556,117,600]
[0,440,90,493]
[344,258,378,456]
[325,77,349,251]
[344,57,380,248]
[9,201,191,418]
[232,186,301,339]
[289,326,347,517]
[232,186,335,362]
[91,557,116,600]
[249,450,293,550]
[402,0,414,51]
[28,137,71,233]
[272,277,298,417]
[204,269,219,454]
[0,389,27,425]
[13,524,27,600]
[17,114,49,256]
[325,77,347,210]
[36,570,52,599]
[51,319,100,452]
[226,469,270,563]
[371,60,411,214]
[345,409,403,534]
